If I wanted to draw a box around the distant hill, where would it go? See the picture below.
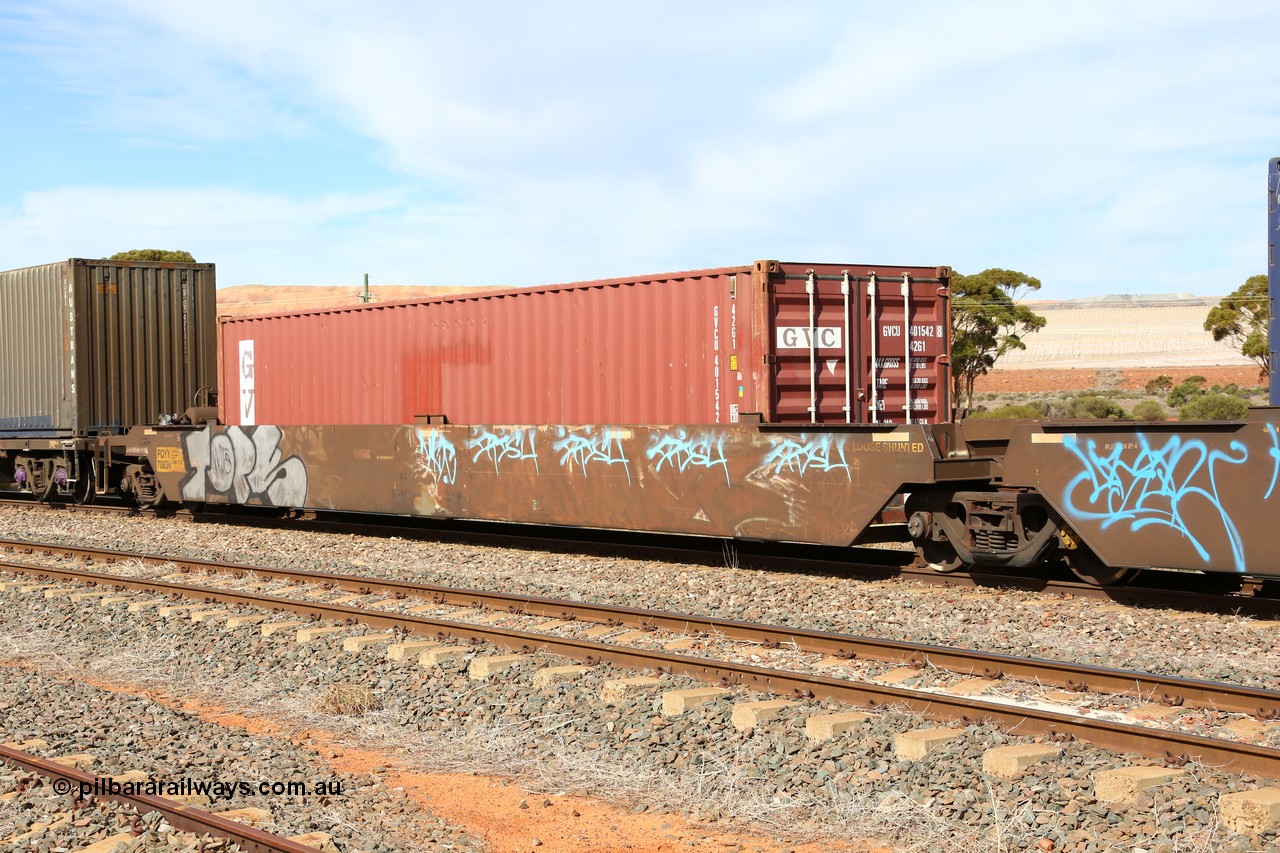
[217,284,493,319]
[999,292,1249,369]
[1025,292,1217,310]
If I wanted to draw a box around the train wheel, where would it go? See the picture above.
[71,467,95,505]
[917,540,965,573]
[1063,546,1141,586]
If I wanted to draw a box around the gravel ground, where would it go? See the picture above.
[3,508,1278,693]
[0,664,481,852]
[25,557,1280,751]
[0,560,1276,852]
[0,762,246,851]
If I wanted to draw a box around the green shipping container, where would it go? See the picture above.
[0,258,217,436]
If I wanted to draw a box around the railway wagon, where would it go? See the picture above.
[1270,156,1279,405]
[0,258,218,503]
[142,413,1280,584]
[218,260,952,428]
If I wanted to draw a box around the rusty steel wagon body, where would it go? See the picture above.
[134,412,1280,584]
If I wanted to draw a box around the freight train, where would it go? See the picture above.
[2,243,1278,587]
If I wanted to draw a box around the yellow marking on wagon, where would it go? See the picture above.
[155,446,186,473]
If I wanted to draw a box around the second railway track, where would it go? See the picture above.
[3,538,1280,780]
[8,498,1280,619]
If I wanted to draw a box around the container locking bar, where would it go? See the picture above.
[806,270,817,424]
[868,273,879,423]
[902,274,913,425]
[841,271,852,424]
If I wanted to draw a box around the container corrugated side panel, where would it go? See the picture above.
[433,271,742,425]
[0,261,74,434]
[77,260,217,431]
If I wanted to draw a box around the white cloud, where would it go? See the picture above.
[2,0,1278,294]
[0,185,408,283]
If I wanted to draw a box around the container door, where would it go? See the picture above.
[864,274,950,424]
[763,268,858,423]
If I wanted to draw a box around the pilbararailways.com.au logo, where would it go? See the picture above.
[53,776,346,801]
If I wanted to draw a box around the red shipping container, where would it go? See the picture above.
[219,260,951,427]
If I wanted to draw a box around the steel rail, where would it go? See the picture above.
[0,745,318,853]
[3,539,1277,718]
[4,558,1280,779]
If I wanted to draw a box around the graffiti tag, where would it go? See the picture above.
[1063,433,1248,570]
[646,430,730,485]
[759,436,851,480]
[468,427,539,474]
[415,429,458,485]
[552,427,631,483]
[180,426,308,506]
[1267,425,1280,500]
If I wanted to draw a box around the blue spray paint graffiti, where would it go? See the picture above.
[415,430,458,485]
[759,436,851,480]
[467,427,539,474]
[1062,433,1248,570]
[646,430,730,485]
[552,427,631,483]
[1267,425,1280,500]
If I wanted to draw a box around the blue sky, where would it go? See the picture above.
[1,1,1276,298]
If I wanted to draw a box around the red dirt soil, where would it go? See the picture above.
[40,672,877,853]
[973,365,1264,394]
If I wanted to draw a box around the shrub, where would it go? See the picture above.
[967,403,1044,419]
[1131,400,1167,421]
[1179,394,1249,421]
[1167,380,1207,408]
[1144,375,1174,395]
[1069,395,1128,419]
[109,249,196,262]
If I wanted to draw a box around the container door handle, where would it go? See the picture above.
[806,271,817,424]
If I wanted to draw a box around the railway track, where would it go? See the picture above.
[3,538,1279,780]
[6,496,1280,618]
[0,745,323,852]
